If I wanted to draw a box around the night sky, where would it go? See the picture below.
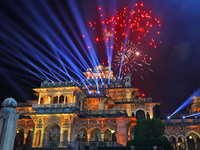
[0,0,200,116]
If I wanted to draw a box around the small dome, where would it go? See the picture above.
[2,97,18,108]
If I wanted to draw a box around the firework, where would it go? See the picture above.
[113,40,153,80]
[89,3,161,49]
[88,2,161,79]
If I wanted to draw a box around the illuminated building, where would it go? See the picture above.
[163,96,200,150]
[14,65,159,148]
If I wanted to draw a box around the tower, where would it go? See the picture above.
[124,74,132,87]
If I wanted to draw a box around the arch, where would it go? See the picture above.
[177,136,184,150]
[169,136,177,150]
[59,95,64,103]
[25,129,34,147]
[186,131,200,150]
[40,97,44,104]
[185,131,200,141]
[136,109,145,120]
[102,125,116,134]
[43,123,60,147]
[163,135,169,140]
[104,128,116,142]
[90,128,101,142]
[88,125,102,135]
[52,96,58,104]
[76,128,87,142]
[14,128,24,147]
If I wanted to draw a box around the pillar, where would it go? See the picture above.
[195,142,197,150]
[32,129,37,146]
[0,98,19,150]
[24,133,28,144]
[87,134,90,142]
[38,95,41,104]
[185,140,188,150]
[116,118,128,146]
[101,133,104,142]
[39,129,44,147]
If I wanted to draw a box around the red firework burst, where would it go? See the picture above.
[89,2,161,49]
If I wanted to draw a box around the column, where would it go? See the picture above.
[101,133,104,142]
[23,133,28,144]
[60,128,63,147]
[58,95,60,104]
[116,118,128,146]
[0,98,19,150]
[32,129,37,147]
[38,94,41,104]
[195,142,197,150]
[39,129,44,147]
[185,140,188,150]
[87,134,90,142]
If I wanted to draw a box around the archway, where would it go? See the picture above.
[59,95,64,103]
[104,128,116,142]
[53,96,58,104]
[76,128,87,142]
[43,123,60,147]
[90,128,101,142]
[25,129,34,147]
[136,110,145,120]
[186,132,199,150]
[177,137,184,150]
[169,136,177,150]
[14,128,24,147]
[40,97,44,104]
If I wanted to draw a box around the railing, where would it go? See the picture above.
[49,141,122,148]
[79,110,127,118]
[41,81,79,88]
[163,118,200,125]
[113,97,152,103]
[17,103,32,107]
[32,103,79,109]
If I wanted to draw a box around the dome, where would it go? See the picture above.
[2,97,18,108]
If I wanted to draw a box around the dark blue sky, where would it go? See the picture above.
[0,0,200,116]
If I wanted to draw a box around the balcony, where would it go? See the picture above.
[32,103,79,114]
[79,110,127,118]
[113,97,152,104]
[47,141,122,148]
[163,118,200,126]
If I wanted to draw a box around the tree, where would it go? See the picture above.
[127,118,171,149]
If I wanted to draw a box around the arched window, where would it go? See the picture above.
[136,110,145,120]
[177,137,184,150]
[40,97,44,104]
[170,136,177,150]
[104,128,116,142]
[90,128,101,142]
[59,95,64,103]
[53,96,58,104]
[25,129,34,147]
[76,128,87,142]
